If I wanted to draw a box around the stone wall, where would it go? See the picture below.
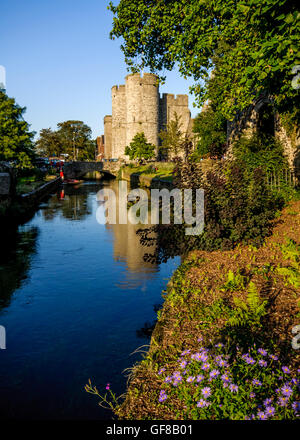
[159,93,191,134]
[112,84,126,159]
[0,172,11,196]
[227,96,299,171]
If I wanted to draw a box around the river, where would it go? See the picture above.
[0,180,179,420]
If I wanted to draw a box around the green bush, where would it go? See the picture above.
[233,134,288,174]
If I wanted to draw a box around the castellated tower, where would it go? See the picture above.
[125,73,159,152]
[103,73,192,159]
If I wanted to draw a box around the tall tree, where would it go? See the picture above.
[35,120,95,160]
[35,128,63,157]
[57,120,92,161]
[109,0,300,124]
[0,89,35,168]
[159,112,184,159]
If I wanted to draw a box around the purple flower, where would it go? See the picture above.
[179,360,187,369]
[199,353,209,362]
[202,387,212,398]
[250,392,255,399]
[269,354,278,361]
[257,411,268,420]
[221,373,231,383]
[292,402,300,413]
[282,366,291,374]
[215,343,224,349]
[281,385,293,397]
[105,383,110,390]
[210,369,220,379]
[265,406,275,417]
[181,349,191,357]
[158,368,165,375]
[196,375,204,382]
[263,398,272,406]
[172,371,183,385]
[164,376,172,383]
[191,352,204,362]
[187,376,195,383]
[216,357,228,368]
[259,360,267,367]
[229,384,238,393]
[202,363,210,371]
[258,348,267,356]
[197,399,209,408]
[278,396,288,407]
[223,382,228,388]
[252,379,262,387]
[158,390,168,403]
[246,357,255,365]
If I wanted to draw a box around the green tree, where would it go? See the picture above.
[0,89,35,168]
[78,139,96,161]
[57,120,92,161]
[193,105,227,159]
[125,132,156,163]
[109,0,300,124]
[35,128,63,157]
[159,112,184,159]
[35,120,94,160]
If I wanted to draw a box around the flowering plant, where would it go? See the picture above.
[156,343,299,420]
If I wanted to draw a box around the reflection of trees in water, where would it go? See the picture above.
[137,223,189,264]
[60,194,91,221]
[42,183,102,222]
[0,226,38,311]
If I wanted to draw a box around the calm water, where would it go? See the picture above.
[0,181,179,420]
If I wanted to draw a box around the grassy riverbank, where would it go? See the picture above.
[16,174,58,195]
[115,199,300,420]
[119,162,174,187]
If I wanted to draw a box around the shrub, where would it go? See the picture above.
[233,134,288,174]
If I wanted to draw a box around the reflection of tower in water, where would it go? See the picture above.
[103,181,159,280]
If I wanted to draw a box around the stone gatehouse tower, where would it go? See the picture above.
[103,73,193,159]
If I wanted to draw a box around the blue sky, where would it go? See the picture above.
[0,0,199,139]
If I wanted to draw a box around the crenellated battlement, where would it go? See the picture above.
[160,93,189,106]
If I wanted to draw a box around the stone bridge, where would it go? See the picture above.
[63,161,121,179]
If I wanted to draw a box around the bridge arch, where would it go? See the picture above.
[64,161,118,180]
